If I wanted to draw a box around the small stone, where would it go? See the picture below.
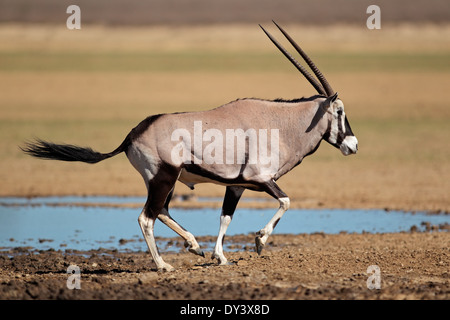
[237,260,248,266]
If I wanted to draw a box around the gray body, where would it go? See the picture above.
[131,97,327,189]
[22,23,358,271]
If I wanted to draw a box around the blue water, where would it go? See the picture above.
[0,197,448,252]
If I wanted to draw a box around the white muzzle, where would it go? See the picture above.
[340,136,358,156]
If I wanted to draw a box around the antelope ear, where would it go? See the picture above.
[323,92,338,109]
[306,92,339,133]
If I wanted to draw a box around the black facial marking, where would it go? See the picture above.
[344,116,354,136]
[336,113,344,145]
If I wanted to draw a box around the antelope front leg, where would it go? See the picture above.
[212,186,244,265]
[255,197,290,255]
[212,214,232,265]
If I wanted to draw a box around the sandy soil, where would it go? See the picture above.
[1,232,448,300]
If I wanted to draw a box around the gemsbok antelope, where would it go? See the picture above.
[22,22,358,271]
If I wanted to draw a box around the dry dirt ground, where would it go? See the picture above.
[1,232,448,300]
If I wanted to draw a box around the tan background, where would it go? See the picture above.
[0,0,449,213]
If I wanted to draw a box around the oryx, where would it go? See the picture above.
[22,22,358,271]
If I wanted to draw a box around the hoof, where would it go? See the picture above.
[255,236,264,255]
[211,253,231,266]
[185,240,204,257]
[189,247,205,258]
[157,263,175,272]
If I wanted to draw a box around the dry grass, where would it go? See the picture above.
[1,24,449,212]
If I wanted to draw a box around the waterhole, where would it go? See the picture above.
[0,196,448,252]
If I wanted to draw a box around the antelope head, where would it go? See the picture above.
[260,21,358,156]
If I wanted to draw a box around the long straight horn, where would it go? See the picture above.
[259,24,327,96]
[272,21,335,96]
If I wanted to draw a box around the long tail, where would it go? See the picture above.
[21,135,131,164]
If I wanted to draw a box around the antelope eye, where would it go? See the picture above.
[337,109,343,116]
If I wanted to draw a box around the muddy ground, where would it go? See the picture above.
[1,232,448,300]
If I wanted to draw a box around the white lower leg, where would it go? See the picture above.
[256,197,290,254]
[138,211,174,271]
[213,214,232,265]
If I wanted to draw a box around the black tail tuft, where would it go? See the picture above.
[21,137,130,164]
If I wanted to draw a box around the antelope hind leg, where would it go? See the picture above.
[158,209,204,257]
[138,209,175,272]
